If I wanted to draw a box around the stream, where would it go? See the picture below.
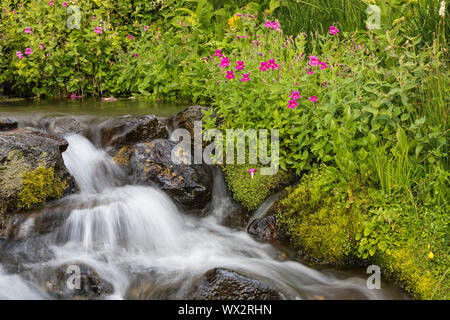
[0,100,409,300]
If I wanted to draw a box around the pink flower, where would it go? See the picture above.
[309,55,319,66]
[241,73,250,82]
[329,26,339,35]
[309,96,319,103]
[70,94,76,100]
[247,168,257,178]
[214,49,223,57]
[226,70,236,80]
[62,1,67,7]
[24,48,33,55]
[134,53,138,57]
[144,25,149,31]
[290,90,301,100]
[127,34,134,40]
[306,68,315,75]
[264,20,280,30]
[287,99,299,109]
[16,51,23,59]
[259,61,269,72]
[319,61,328,70]
[235,60,245,71]
[39,42,44,50]
[49,0,54,6]
[94,26,102,34]
[24,27,32,34]
[268,59,278,70]
[220,57,230,68]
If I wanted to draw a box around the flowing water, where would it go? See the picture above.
[0,101,409,300]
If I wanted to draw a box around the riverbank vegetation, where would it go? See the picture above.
[1,0,448,299]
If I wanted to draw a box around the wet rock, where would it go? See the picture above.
[0,128,75,231]
[0,117,18,131]
[222,207,251,229]
[112,139,212,211]
[247,216,285,241]
[45,263,114,300]
[97,115,168,148]
[168,105,209,137]
[191,268,281,300]
[40,116,87,137]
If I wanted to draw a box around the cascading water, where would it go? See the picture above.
[0,134,408,300]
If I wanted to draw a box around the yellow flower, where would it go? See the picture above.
[227,15,240,30]
[428,251,434,259]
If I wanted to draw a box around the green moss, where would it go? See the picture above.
[17,166,67,209]
[276,166,450,299]
[223,164,291,210]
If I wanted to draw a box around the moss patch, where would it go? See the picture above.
[17,166,67,209]
[223,164,291,210]
[275,166,449,300]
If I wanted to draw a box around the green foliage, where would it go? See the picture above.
[223,164,291,210]
[18,166,67,209]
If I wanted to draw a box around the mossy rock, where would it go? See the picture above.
[223,164,291,210]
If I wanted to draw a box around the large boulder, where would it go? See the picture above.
[0,117,18,131]
[191,268,281,300]
[112,139,212,212]
[95,115,168,148]
[0,128,75,231]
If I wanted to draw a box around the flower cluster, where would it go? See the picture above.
[287,90,301,109]
[264,20,280,31]
[305,55,328,74]
[329,26,339,35]
[259,59,278,72]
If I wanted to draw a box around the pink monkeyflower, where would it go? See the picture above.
[94,26,102,34]
[329,26,339,35]
[39,42,44,50]
[70,94,76,100]
[268,59,278,70]
[49,0,54,6]
[309,55,319,66]
[287,99,299,109]
[319,61,328,70]
[290,90,301,100]
[134,53,138,57]
[62,1,67,7]
[309,96,319,103]
[155,27,158,31]
[241,73,250,82]
[259,61,269,72]
[127,34,134,40]
[271,20,280,30]
[247,168,257,179]
[214,49,223,57]
[235,60,245,71]
[226,70,235,80]
[24,27,32,34]
[16,51,24,59]
[264,20,272,28]
[306,68,315,75]
[220,56,230,68]
[24,48,33,55]
[144,25,149,31]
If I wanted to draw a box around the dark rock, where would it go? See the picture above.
[169,105,209,137]
[40,116,87,137]
[191,268,281,300]
[112,139,212,211]
[45,263,114,300]
[247,216,285,241]
[0,117,18,131]
[0,128,75,231]
[97,115,168,148]
[222,207,251,229]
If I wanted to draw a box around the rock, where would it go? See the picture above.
[222,207,251,229]
[0,128,75,231]
[0,117,18,131]
[247,215,285,241]
[97,115,168,148]
[40,116,87,137]
[169,105,209,137]
[45,263,114,300]
[191,268,281,300]
[112,139,212,211]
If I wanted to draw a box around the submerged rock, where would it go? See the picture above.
[0,128,75,231]
[191,268,281,300]
[97,114,168,148]
[247,216,285,241]
[45,263,114,300]
[40,116,87,137]
[0,117,18,131]
[112,139,212,212]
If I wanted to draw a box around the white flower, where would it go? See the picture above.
[439,1,446,18]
